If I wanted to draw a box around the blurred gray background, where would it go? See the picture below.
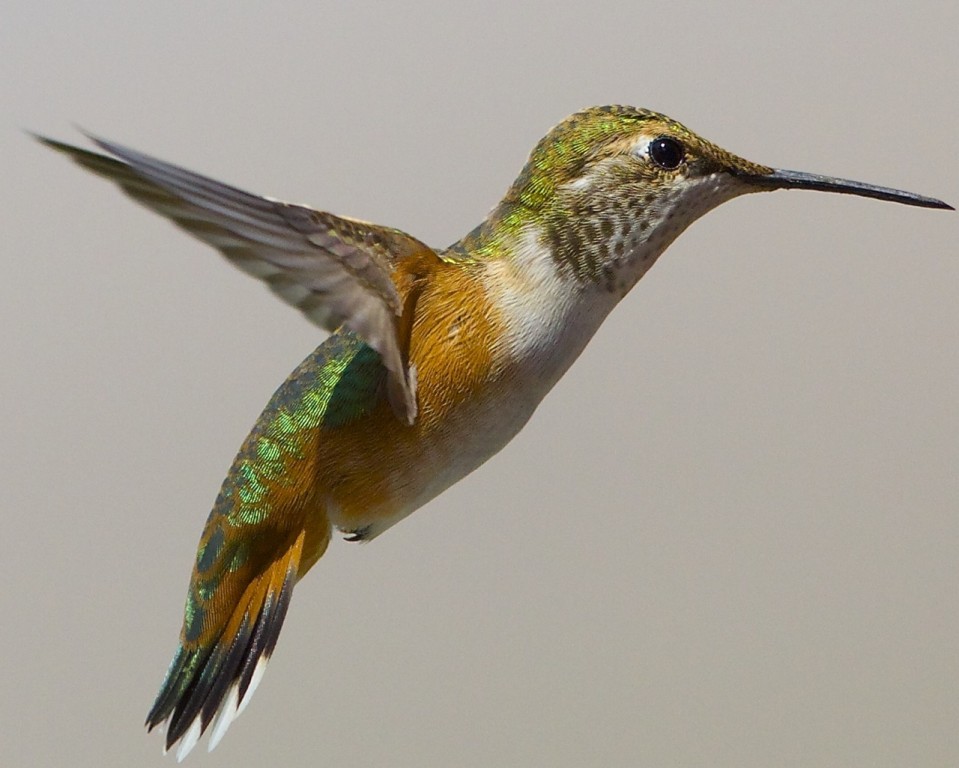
[2,2,956,766]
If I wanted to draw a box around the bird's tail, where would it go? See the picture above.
[146,529,306,761]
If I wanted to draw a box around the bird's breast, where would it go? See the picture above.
[321,247,614,538]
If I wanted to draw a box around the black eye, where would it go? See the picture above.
[649,136,685,170]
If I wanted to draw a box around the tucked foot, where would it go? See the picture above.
[343,525,373,542]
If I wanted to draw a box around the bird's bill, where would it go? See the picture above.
[735,167,953,210]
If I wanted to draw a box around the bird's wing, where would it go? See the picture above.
[37,133,436,424]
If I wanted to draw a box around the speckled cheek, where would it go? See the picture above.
[672,173,745,219]
[606,174,746,296]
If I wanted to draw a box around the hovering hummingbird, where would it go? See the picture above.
[38,105,951,760]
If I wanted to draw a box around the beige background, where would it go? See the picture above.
[2,2,956,766]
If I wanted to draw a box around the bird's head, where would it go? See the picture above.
[463,105,950,294]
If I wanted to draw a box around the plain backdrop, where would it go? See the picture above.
[2,2,956,767]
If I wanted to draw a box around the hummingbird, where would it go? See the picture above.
[38,105,951,760]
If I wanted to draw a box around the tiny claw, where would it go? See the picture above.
[344,525,372,542]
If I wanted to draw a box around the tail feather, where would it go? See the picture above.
[146,530,305,760]
[208,544,297,752]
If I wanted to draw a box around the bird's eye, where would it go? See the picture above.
[649,136,685,170]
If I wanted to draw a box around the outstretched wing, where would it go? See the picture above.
[37,132,434,423]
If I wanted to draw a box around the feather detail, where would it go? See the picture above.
[35,132,435,423]
[146,530,304,759]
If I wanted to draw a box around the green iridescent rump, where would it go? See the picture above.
[211,331,382,529]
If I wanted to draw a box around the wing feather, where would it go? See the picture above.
[37,132,436,423]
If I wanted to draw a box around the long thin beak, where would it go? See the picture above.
[735,168,953,210]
